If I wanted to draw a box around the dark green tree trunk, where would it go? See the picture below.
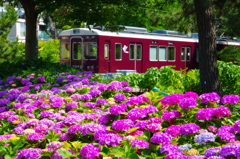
[20,0,39,60]
[194,0,223,96]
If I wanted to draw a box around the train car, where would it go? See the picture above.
[59,26,240,73]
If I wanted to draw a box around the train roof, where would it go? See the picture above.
[59,28,240,46]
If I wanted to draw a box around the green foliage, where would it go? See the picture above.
[0,58,81,80]
[217,46,240,65]
[218,61,240,95]
[38,40,60,63]
[0,4,22,63]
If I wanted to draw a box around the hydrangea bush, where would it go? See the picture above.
[0,71,239,159]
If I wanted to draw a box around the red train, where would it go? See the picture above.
[59,26,240,73]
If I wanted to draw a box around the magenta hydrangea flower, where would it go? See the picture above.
[80,123,105,135]
[81,94,92,101]
[164,152,188,159]
[179,98,197,110]
[98,133,122,146]
[80,143,100,159]
[160,143,178,154]
[65,102,78,110]
[109,103,127,115]
[144,105,158,114]
[15,148,43,159]
[146,123,162,132]
[69,93,82,101]
[208,125,218,134]
[179,123,200,135]
[37,76,46,82]
[158,94,184,108]
[164,125,181,137]
[221,94,239,104]
[126,95,149,105]
[96,98,108,105]
[162,110,182,121]
[112,119,134,131]
[150,132,172,144]
[130,139,149,149]
[134,120,148,130]
[27,133,45,141]
[233,119,240,133]
[184,91,199,99]
[127,108,147,121]
[196,108,215,121]
[89,89,101,97]
[199,92,220,104]
[47,141,64,151]
[113,93,127,101]
[214,106,231,118]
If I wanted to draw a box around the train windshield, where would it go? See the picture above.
[84,42,97,60]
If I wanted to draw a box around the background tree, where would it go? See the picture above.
[0,4,24,63]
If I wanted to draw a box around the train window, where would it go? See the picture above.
[115,43,122,60]
[73,43,82,60]
[159,46,167,61]
[137,45,142,60]
[168,47,175,61]
[130,44,135,60]
[104,44,109,59]
[84,42,97,60]
[181,47,191,61]
[181,48,186,61]
[129,44,142,60]
[186,48,191,61]
[150,45,158,61]
[60,43,70,60]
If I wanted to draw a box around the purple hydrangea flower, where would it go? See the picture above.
[179,123,200,135]
[219,142,240,158]
[221,94,239,104]
[205,147,221,157]
[130,139,149,149]
[148,117,162,124]
[164,152,188,159]
[150,132,172,144]
[194,132,216,145]
[126,95,149,105]
[81,123,105,135]
[208,125,218,134]
[134,120,148,130]
[199,92,220,104]
[83,102,97,109]
[112,119,134,131]
[80,143,100,159]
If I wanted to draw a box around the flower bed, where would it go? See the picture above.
[0,71,239,159]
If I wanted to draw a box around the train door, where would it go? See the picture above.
[70,37,83,68]
[129,43,142,72]
[181,46,191,69]
[103,41,111,72]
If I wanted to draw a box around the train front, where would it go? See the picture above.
[59,28,99,72]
